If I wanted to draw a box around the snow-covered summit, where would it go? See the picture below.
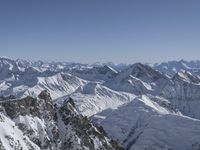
[172,70,200,84]
[71,65,118,81]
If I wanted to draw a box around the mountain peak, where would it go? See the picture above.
[173,70,200,83]
[123,63,166,81]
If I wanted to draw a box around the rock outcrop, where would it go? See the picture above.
[0,91,123,150]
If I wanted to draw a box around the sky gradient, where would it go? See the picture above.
[0,0,200,63]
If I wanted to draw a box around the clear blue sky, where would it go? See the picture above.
[0,0,200,63]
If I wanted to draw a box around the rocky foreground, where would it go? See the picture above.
[0,90,123,150]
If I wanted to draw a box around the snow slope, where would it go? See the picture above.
[0,72,86,99]
[24,73,86,99]
[161,71,200,119]
[92,95,200,150]
[56,82,136,116]
[0,112,40,150]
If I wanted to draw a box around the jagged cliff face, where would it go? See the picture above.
[58,98,122,150]
[0,91,123,150]
[0,91,61,150]
[160,71,200,119]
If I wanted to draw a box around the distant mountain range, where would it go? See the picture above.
[1,57,200,150]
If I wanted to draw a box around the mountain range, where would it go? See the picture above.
[1,57,200,150]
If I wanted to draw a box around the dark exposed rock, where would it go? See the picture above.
[127,63,167,81]
[59,98,124,150]
[0,95,16,101]
[67,97,76,108]
[38,90,51,101]
[172,71,200,84]
[1,96,40,119]
[0,91,61,150]
[0,91,122,150]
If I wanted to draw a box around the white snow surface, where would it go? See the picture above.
[92,95,200,150]
[2,58,200,149]
[69,82,136,116]
[0,113,40,150]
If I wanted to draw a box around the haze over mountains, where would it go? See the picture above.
[1,57,200,150]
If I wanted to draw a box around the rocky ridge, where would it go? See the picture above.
[0,91,123,150]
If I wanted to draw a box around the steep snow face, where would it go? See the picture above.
[92,95,200,150]
[24,73,86,99]
[0,92,61,149]
[106,75,151,95]
[162,71,200,100]
[0,112,40,150]
[161,71,200,119]
[71,65,118,81]
[13,115,56,149]
[56,82,136,116]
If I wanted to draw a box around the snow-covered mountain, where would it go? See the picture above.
[70,65,118,81]
[92,95,200,150]
[154,59,200,76]
[106,63,170,95]
[160,71,200,119]
[59,82,136,116]
[0,71,86,99]
[1,57,200,150]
